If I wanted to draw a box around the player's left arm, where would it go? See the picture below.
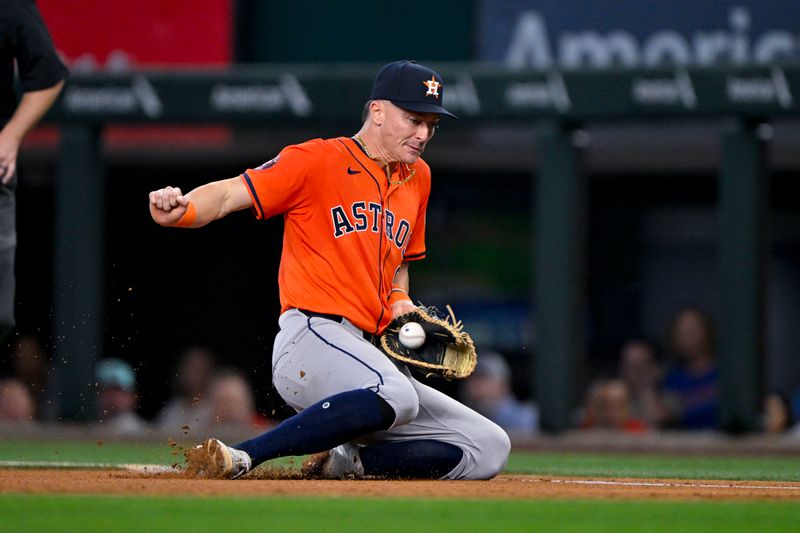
[390,173,429,318]
[390,263,417,318]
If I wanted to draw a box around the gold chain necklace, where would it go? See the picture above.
[352,134,416,186]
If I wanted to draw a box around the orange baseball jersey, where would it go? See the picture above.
[240,137,430,335]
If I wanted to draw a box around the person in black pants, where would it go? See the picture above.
[0,1,68,346]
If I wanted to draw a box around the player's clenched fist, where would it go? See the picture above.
[149,186,193,227]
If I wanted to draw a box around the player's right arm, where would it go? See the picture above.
[148,177,252,228]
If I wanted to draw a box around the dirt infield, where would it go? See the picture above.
[3,469,800,501]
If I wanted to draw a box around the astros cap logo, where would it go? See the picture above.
[422,76,441,98]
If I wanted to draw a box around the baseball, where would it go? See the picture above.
[399,322,426,349]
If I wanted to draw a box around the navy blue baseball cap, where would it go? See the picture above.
[369,60,457,119]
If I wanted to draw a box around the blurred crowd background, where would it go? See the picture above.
[2,0,800,441]
[4,305,800,439]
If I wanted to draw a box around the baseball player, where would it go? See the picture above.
[149,60,510,480]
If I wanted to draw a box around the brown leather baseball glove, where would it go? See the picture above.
[379,305,477,380]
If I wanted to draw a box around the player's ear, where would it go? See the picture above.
[371,100,386,126]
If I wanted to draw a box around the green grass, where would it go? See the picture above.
[0,439,307,469]
[3,439,800,532]
[0,439,177,465]
[1,495,799,533]
[506,452,800,482]
[3,439,800,481]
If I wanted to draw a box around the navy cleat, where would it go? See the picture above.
[303,441,364,479]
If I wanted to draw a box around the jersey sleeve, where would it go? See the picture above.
[12,1,69,92]
[239,140,323,220]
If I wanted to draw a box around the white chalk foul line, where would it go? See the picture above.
[0,460,179,473]
[542,478,800,491]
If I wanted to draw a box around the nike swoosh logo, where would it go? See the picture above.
[347,167,361,175]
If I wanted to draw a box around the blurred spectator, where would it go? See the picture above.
[461,351,538,437]
[790,387,800,430]
[156,346,216,431]
[0,377,34,422]
[581,378,648,433]
[660,306,719,430]
[9,334,56,419]
[762,392,793,434]
[618,338,667,428]
[206,369,271,431]
[96,358,147,435]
